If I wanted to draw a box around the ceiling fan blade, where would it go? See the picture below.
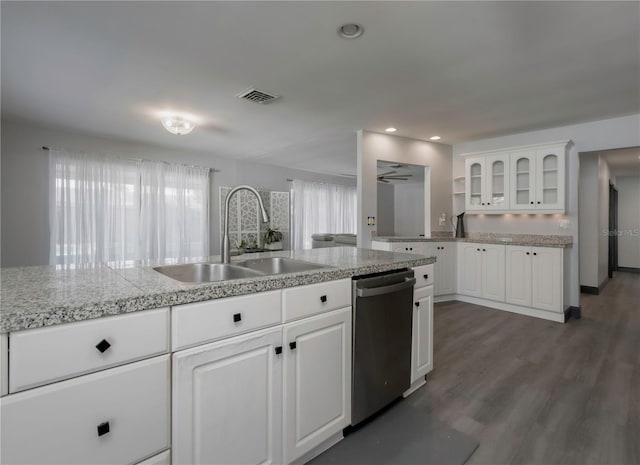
[377,170,397,176]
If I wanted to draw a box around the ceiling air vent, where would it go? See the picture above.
[237,88,281,104]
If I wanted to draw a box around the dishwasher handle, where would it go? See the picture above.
[356,277,416,298]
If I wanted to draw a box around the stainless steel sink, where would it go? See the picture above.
[234,257,331,274]
[153,263,265,283]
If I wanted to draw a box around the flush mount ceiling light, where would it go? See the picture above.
[338,23,364,39]
[429,136,441,141]
[385,127,397,133]
[160,115,196,135]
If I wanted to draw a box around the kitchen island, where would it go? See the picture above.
[0,247,435,465]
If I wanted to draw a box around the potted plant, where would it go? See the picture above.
[263,228,284,251]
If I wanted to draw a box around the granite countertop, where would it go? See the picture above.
[373,232,573,248]
[0,248,434,333]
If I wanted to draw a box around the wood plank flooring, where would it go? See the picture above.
[407,271,640,465]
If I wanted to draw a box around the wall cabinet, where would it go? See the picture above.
[457,243,505,302]
[172,328,283,465]
[465,153,510,212]
[423,242,456,296]
[463,141,569,214]
[283,308,352,464]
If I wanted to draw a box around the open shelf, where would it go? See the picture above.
[453,191,465,195]
[453,176,466,182]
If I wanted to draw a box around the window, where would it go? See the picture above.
[291,180,357,250]
[49,150,209,265]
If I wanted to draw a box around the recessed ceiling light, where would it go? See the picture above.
[429,136,441,141]
[160,114,196,135]
[338,23,364,39]
[385,127,397,133]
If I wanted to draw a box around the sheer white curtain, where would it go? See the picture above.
[50,149,210,265]
[140,161,210,260]
[291,180,357,250]
[49,150,141,265]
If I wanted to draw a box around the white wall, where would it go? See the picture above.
[357,131,453,247]
[394,182,425,236]
[617,175,640,269]
[452,113,640,308]
[1,119,355,267]
[578,156,599,287]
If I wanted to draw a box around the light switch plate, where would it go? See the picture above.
[558,219,570,229]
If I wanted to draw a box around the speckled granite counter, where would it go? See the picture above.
[374,232,573,248]
[0,248,434,333]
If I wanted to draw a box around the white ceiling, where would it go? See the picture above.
[599,147,640,177]
[2,2,639,176]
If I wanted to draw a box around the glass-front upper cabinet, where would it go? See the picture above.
[465,157,485,211]
[509,151,537,210]
[485,154,510,210]
[535,148,565,210]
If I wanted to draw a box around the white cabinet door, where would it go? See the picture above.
[532,247,563,312]
[283,308,351,464]
[485,154,510,211]
[423,243,439,293]
[465,157,486,211]
[437,243,456,296]
[411,286,434,383]
[393,242,422,254]
[457,243,482,297]
[481,244,505,302]
[505,246,532,307]
[535,148,565,211]
[172,328,283,465]
[510,151,537,211]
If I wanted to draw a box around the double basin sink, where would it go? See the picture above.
[154,257,331,283]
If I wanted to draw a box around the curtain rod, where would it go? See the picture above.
[41,146,218,172]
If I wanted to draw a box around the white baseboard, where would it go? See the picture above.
[296,431,344,465]
[402,378,426,398]
[434,294,566,323]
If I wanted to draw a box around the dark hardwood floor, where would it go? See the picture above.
[408,271,640,465]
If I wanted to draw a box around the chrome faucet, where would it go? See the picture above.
[222,185,269,264]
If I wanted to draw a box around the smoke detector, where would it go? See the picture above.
[338,23,364,39]
[237,88,281,104]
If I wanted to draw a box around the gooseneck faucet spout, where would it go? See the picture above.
[222,185,269,264]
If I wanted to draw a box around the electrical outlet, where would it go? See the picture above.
[558,219,570,230]
[439,212,447,226]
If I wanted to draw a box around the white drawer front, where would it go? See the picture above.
[414,264,435,289]
[282,278,351,322]
[172,290,282,350]
[1,356,170,465]
[9,308,169,392]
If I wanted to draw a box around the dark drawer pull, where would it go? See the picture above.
[275,346,282,355]
[533,252,537,256]
[289,341,297,350]
[526,252,530,255]
[97,422,110,437]
[233,313,242,323]
[530,201,534,205]
[320,295,327,303]
[415,302,420,307]
[482,249,486,252]
[537,201,541,204]
[423,274,429,280]
[95,339,111,354]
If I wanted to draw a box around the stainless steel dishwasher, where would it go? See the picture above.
[351,268,416,426]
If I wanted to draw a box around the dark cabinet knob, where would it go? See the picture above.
[477,248,480,251]
[97,422,110,437]
[537,201,541,204]
[320,295,327,303]
[405,247,408,251]
[533,252,537,256]
[530,201,534,205]
[482,249,486,252]
[415,302,420,307]
[289,341,297,350]
[233,313,242,323]
[526,252,530,255]
[275,346,282,355]
[95,339,111,354]
[487,202,491,205]
[482,202,485,205]
[423,274,429,280]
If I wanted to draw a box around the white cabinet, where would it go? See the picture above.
[510,147,565,212]
[464,141,569,214]
[172,327,283,465]
[283,307,351,464]
[465,153,510,212]
[532,247,563,312]
[506,246,563,312]
[371,240,424,255]
[410,286,434,383]
[481,244,505,302]
[1,356,170,465]
[457,242,483,297]
[457,243,505,302]
[423,242,456,296]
